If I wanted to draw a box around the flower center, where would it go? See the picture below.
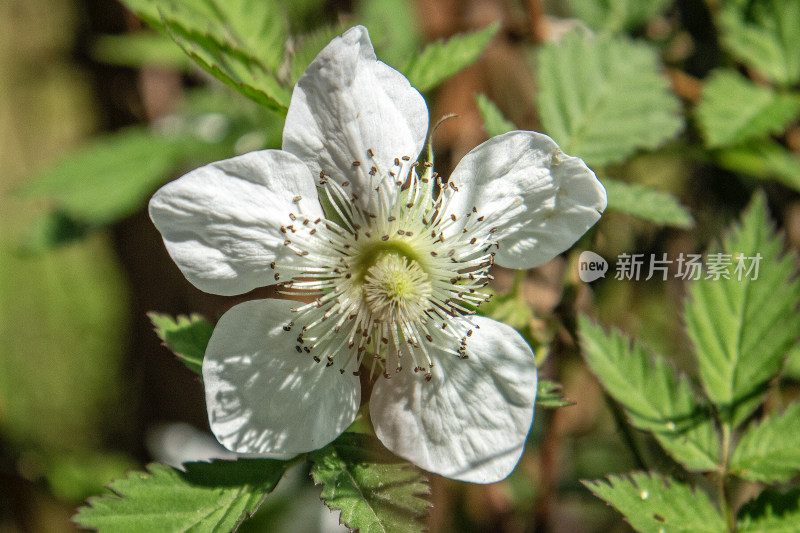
[363,253,432,323]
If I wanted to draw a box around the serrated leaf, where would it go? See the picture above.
[536,380,573,408]
[697,69,800,148]
[730,402,800,483]
[163,17,290,113]
[716,140,800,191]
[579,317,719,471]
[603,178,694,228]
[19,128,183,225]
[583,472,726,533]
[719,0,800,86]
[74,459,289,532]
[288,25,344,85]
[567,0,672,33]
[475,94,516,137]
[738,488,800,533]
[684,192,800,426]
[536,31,683,167]
[310,432,430,533]
[403,23,499,92]
[149,313,213,375]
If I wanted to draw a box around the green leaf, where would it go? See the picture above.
[730,402,800,483]
[684,192,800,426]
[475,93,516,137]
[162,17,290,113]
[567,0,672,33]
[536,380,574,408]
[716,140,800,191]
[91,32,192,69]
[74,459,289,532]
[288,26,344,85]
[535,31,683,167]
[357,0,420,69]
[310,432,430,533]
[719,0,800,86]
[603,178,694,228]
[584,472,726,533]
[19,128,183,225]
[579,317,719,471]
[149,313,213,375]
[403,23,499,92]
[696,69,800,148]
[738,488,800,533]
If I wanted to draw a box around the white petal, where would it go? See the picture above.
[445,131,607,269]
[149,150,323,296]
[370,316,537,483]
[283,25,428,213]
[203,299,361,456]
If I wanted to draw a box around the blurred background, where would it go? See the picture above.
[1,0,799,531]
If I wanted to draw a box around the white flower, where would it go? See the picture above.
[149,26,606,483]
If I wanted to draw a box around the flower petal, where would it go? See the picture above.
[283,25,428,213]
[445,131,607,269]
[149,150,323,296]
[370,316,537,483]
[203,299,361,456]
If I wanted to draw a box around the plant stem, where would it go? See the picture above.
[718,423,735,532]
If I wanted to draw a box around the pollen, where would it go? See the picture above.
[364,254,432,323]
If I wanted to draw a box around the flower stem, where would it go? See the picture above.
[718,422,736,533]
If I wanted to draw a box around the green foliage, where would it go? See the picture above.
[310,433,431,533]
[91,32,191,69]
[579,317,718,471]
[288,26,344,85]
[737,489,800,532]
[684,193,800,426]
[535,31,683,167]
[719,0,800,87]
[696,69,800,149]
[583,473,726,533]
[402,23,499,92]
[74,459,289,532]
[730,402,800,483]
[149,313,213,375]
[475,93,515,137]
[536,380,574,408]
[357,0,420,68]
[567,0,672,33]
[603,178,694,228]
[19,128,185,226]
[716,140,800,191]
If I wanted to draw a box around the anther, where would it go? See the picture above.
[424,162,433,167]
[289,213,297,221]
[352,161,361,166]
[401,155,411,161]
[367,148,374,157]
[293,195,302,202]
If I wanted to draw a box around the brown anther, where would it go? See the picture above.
[470,237,477,244]
[394,157,400,165]
[295,346,302,353]
[342,181,350,187]
[293,195,302,202]
[369,166,377,175]
[477,216,485,222]
[274,273,280,281]
[401,155,411,161]
[424,162,433,167]
[490,227,498,233]
[270,262,276,269]
[352,161,361,166]
[367,148,374,157]
[450,214,457,222]
[397,230,405,235]
[388,216,396,222]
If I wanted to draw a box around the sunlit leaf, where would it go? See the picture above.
[716,140,800,191]
[288,25,344,85]
[696,69,800,148]
[403,23,499,92]
[738,488,800,533]
[357,0,420,69]
[584,472,726,533]
[567,0,672,33]
[719,0,800,86]
[91,32,191,69]
[74,459,290,532]
[149,313,213,375]
[310,433,430,533]
[685,192,800,426]
[579,317,719,471]
[536,31,683,167]
[475,93,516,137]
[731,402,800,483]
[603,178,694,228]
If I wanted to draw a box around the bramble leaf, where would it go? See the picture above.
[567,0,672,33]
[738,488,800,532]
[475,93,516,137]
[579,317,719,471]
[583,472,726,533]
[74,459,290,532]
[716,140,800,191]
[719,0,800,86]
[684,192,800,426]
[536,380,573,408]
[696,69,800,148]
[603,178,694,228]
[731,402,800,483]
[310,433,430,533]
[536,31,683,167]
[403,24,499,92]
[149,313,213,375]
